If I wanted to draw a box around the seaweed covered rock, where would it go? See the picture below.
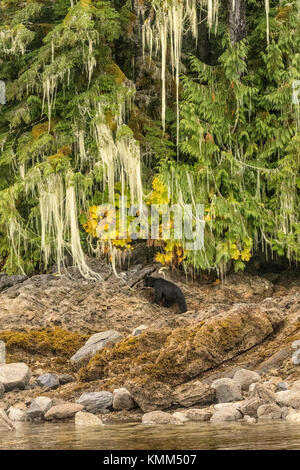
[0,328,88,358]
[79,305,283,388]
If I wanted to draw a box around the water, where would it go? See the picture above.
[0,421,299,450]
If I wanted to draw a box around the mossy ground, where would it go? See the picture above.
[0,328,88,359]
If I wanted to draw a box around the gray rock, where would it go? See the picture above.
[36,373,59,389]
[142,411,178,425]
[210,408,242,423]
[27,396,53,421]
[233,368,260,391]
[113,388,135,411]
[0,363,31,391]
[276,391,300,409]
[0,381,4,398]
[75,411,103,426]
[45,403,83,420]
[0,275,27,293]
[0,409,15,430]
[211,378,243,403]
[292,349,300,365]
[8,407,27,422]
[76,391,113,413]
[277,382,289,392]
[257,403,282,421]
[132,325,148,336]
[0,341,5,364]
[70,330,122,366]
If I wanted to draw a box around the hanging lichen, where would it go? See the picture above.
[140,0,219,147]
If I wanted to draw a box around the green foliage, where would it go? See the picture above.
[158,0,300,273]
[0,0,299,276]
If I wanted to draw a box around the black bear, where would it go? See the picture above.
[144,276,187,313]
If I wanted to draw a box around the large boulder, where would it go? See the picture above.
[0,381,4,398]
[172,381,216,407]
[75,411,103,426]
[211,378,243,403]
[45,403,83,420]
[71,330,122,367]
[80,305,283,387]
[0,409,15,430]
[36,373,59,390]
[142,411,178,425]
[76,391,113,413]
[112,388,135,411]
[233,369,260,391]
[0,363,31,391]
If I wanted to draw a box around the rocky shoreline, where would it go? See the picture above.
[0,263,299,430]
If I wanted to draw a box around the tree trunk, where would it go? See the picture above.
[228,0,247,44]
